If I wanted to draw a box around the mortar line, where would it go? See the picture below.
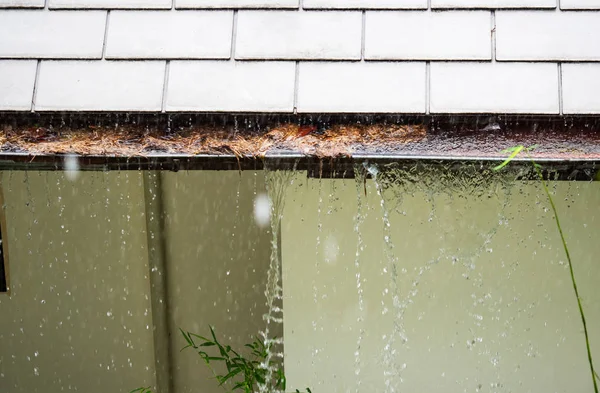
[102,11,111,60]
[31,60,41,113]
[361,11,366,61]
[230,10,238,61]
[558,63,563,115]
[426,61,430,115]
[491,10,496,62]
[162,61,170,113]
[293,61,300,114]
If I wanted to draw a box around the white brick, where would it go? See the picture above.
[431,0,553,8]
[176,0,298,8]
[303,0,426,8]
[561,0,600,9]
[166,61,295,112]
[562,64,600,114]
[105,11,232,59]
[496,11,600,61]
[35,61,165,111]
[0,11,106,58]
[49,0,171,9]
[0,60,37,110]
[297,62,425,113]
[236,11,361,60]
[365,11,491,60]
[430,62,558,114]
[0,0,44,7]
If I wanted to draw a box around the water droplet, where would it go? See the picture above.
[64,154,80,181]
[253,194,272,228]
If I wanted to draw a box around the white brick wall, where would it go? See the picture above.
[0,0,44,7]
[365,11,491,60]
[297,62,425,113]
[105,11,232,59]
[166,61,295,112]
[49,0,172,9]
[35,61,165,111]
[235,11,362,60]
[430,62,559,113]
[176,0,298,8]
[1,6,600,114]
[303,0,426,9]
[496,11,600,61]
[0,60,37,110]
[560,0,600,9]
[562,64,600,114]
[0,11,106,58]
[431,0,554,8]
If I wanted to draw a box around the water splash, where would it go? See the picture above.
[366,163,407,393]
[258,168,294,393]
[314,170,324,305]
[352,164,367,392]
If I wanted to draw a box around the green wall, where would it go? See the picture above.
[1,169,599,393]
[282,174,600,393]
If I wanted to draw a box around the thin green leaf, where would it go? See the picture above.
[218,367,243,386]
[209,325,218,341]
[493,145,524,171]
[180,328,193,347]
[188,333,211,342]
[129,388,150,393]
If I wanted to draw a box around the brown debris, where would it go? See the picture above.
[0,123,426,158]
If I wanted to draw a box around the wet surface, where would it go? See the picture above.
[0,113,599,178]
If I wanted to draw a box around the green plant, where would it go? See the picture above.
[131,326,311,393]
[180,326,311,393]
[129,388,152,393]
[494,146,599,393]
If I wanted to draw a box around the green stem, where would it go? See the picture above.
[532,162,598,393]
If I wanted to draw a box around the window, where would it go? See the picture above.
[0,187,7,294]
[0,222,6,293]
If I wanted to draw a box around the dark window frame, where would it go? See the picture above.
[0,186,8,294]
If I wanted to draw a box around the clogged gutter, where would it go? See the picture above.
[1,116,600,161]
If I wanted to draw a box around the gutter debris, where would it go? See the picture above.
[0,123,426,158]
[0,115,600,177]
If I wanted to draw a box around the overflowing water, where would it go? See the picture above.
[258,169,294,393]
[0,162,599,393]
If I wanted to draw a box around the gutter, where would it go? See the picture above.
[0,113,598,179]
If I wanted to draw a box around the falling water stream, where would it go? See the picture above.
[352,166,367,393]
[367,163,407,393]
[0,161,599,393]
[259,168,295,393]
